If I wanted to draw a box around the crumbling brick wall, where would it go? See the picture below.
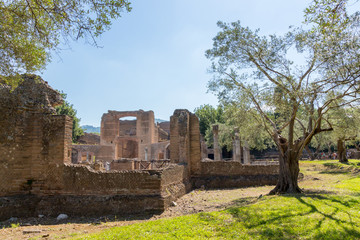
[0,78,192,220]
[192,160,279,189]
[62,165,162,195]
[100,110,159,160]
[0,75,72,196]
[160,164,191,206]
[0,76,279,220]
[170,109,201,175]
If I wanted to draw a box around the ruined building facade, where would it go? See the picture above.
[71,110,170,170]
[0,75,279,220]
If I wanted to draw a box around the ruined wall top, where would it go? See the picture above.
[0,74,63,114]
[103,109,154,119]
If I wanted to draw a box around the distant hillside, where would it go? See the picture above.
[81,125,100,133]
[81,119,167,133]
[155,118,167,123]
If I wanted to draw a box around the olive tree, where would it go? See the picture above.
[206,0,360,194]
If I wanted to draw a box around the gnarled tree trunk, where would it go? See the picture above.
[270,138,302,194]
[337,139,347,163]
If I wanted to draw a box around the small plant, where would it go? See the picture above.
[10,223,20,228]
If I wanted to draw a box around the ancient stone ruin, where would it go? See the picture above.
[0,75,279,220]
[72,110,170,171]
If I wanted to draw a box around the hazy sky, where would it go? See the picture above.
[42,0,312,126]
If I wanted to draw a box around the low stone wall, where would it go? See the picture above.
[0,163,190,220]
[192,160,279,189]
[0,194,164,219]
[160,164,191,207]
[62,164,162,195]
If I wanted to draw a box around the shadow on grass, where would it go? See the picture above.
[302,189,339,195]
[230,197,260,207]
[226,193,360,239]
[319,170,349,175]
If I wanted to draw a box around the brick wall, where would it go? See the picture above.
[0,163,191,219]
[199,160,279,176]
[192,160,279,189]
[62,164,162,195]
[0,113,73,196]
[160,164,191,207]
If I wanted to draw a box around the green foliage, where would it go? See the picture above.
[10,223,19,228]
[222,102,274,151]
[205,0,360,193]
[195,103,273,151]
[194,104,224,136]
[0,0,131,80]
[194,104,225,148]
[55,92,83,142]
[309,106,360,153]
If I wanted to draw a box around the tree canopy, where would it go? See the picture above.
[194,104,224,136]
[195,103,273,152]
[55,92,83,142]
[206,0,360,194]
[0,0,131,79]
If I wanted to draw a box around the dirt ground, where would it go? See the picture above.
[0,161,347,240]
[0,185,272,240]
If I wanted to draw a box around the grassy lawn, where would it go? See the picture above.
[72,160,360,240]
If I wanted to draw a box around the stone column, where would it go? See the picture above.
[145,147,148,161]
[233,129,241,162]
[213,124,221,161]
[201,135,208,159]
[232,139,236,161]
[243,140,251,165]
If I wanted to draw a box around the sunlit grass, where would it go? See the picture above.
[301,159,360,167]
[335,177,360,192]
[73,194,360,240]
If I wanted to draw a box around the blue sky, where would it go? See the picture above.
[42,0,311,126]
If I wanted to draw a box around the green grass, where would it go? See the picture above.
[301,159,360,166]
[74,194,360,240]
[72,160,360,240]
[335,177,360,192]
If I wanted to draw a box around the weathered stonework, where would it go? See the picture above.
[0,75,72,196]
[169,110,278,189]
[100,110,160,160]
[71,110,171,170]
[170,109,201,175]
[0,76,188,220]
[0,77,278,220]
